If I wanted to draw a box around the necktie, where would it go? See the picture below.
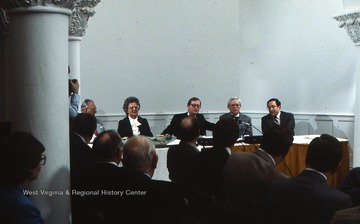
[274,116,280,125]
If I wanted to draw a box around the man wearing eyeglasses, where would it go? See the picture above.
[162,97,215,137]
[220,97,252,137]
[261,98,295,135]
[81,99,105,135]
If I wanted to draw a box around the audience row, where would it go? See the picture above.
[1,111,358,223]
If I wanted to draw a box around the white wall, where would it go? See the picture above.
[80,0,357,134]
[81,0,357,115]
[81,0,241,115]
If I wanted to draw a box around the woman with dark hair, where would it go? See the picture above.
[0,132,46,223]
[117,96,153,138]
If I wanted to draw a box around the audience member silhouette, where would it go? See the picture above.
[192,118,239,224]
[77,130,125,224]
[338,167,360,206]
[223,126,293,224]
[70,113,97,223]
[266,134,352,224]
[0,132,46,224]
[119,135,193,224]
[167,116,200,184]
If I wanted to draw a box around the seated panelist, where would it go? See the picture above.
[117,96,153,138]
[261,98,295,136]
[161,97,215,137]
[219,97,252,137]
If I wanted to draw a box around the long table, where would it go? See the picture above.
[230,135,350,188]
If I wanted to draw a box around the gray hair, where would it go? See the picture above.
[227,97,241,106]
[122,136,156,172]
[81,99,94,111]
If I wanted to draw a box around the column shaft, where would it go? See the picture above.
[7,6,71,224]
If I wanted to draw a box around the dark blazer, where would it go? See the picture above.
[261,111,295,135]
[105,171,192,224]
[117,116,153,138]
[219,112,253,136]
[266,169,352,224]
[162,112,215,136]
[70,132,96,189]
[338,167,360,206]
[193,146,230,203]
[76,163,126,224]
[167,141,199,184]
[69,132,96,224]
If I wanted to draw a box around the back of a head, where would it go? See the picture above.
[93,130,122,161]
[0,132,45,188]
[213,118,239,147]
[306,134,343,173]
[122,135,156,172]
[177,116,200,141]
[260,126,294,157]
[71,113,97,138]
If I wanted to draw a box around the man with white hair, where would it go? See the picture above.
[116,136,193,224]
[220,97,252,137]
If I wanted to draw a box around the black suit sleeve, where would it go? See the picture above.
[139,117,153,137]
[285,113,295,135]
[161,114,183,136]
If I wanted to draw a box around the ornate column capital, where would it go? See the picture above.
[0,0,101,37]
[69,0,100,37]
[334,11,360,46]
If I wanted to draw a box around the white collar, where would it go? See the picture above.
[96,161,119,167]
[74,132,86,143]
[225,147,231,155]
[276,111,281,120]
[305,168,327,181]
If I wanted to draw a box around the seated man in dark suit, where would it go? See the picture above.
[223,126,294,224]
[69,113,97,223]
[261,98,295,135]
[78,130,125,224]
[338,167,360,206]
[219,97,252,137]
[167,116,200,184]
[192,118,239,224]
[266,134,352,224]
[117,135,194,224]
[162,97,215,137]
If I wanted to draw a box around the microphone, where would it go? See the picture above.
[241,121,263,134]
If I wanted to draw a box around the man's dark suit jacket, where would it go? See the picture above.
[70,132,96,189]
[167,140,199,184]
[192,146,230,203]
[117,116,153,138]
[261,111,295,135]
[76,163,126,224]
[266,169,352,224]
[69,131,96,223]
[162,112,215,137]
[105,171,192,224]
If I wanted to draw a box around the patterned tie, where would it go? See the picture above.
[274,116,280,125]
